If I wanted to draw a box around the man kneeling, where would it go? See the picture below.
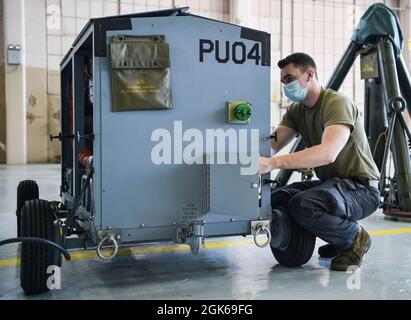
[259,53,380,271]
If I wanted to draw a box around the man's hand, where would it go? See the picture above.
[259,156,277,174]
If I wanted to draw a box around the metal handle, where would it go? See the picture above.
[263,132,278,141]
[50,132,75,141]
[75,131,94,143]
[96,235,119,260]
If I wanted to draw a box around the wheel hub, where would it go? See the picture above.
[270,208,291,251]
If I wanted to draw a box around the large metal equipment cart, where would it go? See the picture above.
[13,7,312,295]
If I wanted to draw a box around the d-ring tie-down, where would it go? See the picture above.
[96,235,119,260]
[254,224,272,248]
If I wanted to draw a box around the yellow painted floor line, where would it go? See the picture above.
[0,259,19,267]
[1,227,411,267]
[0,239,255,267]
[368,227,411,236]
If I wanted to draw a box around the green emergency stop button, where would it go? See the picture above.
[234,103,252,121]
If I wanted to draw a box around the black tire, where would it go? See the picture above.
[16,180,39,237]
[20,199,61,295]
[271,216,316,267]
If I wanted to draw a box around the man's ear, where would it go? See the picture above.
[307,68,315,82]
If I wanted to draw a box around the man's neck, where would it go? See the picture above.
[302,82,322,108]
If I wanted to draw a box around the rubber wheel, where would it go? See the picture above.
[271,216,316,267]
[16,180,39,237]
[20,199,61,295]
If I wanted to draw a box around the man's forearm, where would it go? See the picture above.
[259,124,351,174]
[272,144,335,169]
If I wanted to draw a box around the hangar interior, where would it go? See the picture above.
[1,0,411,300]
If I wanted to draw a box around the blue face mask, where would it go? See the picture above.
[283,72,309,102]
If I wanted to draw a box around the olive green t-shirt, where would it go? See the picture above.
[280,87,380,181]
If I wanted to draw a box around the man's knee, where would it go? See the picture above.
[288,191,324,222]
[271,182,307,208]
[288,193,307,217]
[271,189,292,209]
[288,188,341,222]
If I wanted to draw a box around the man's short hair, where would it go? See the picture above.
[277,52,318,79]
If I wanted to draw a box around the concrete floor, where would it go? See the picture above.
[1,164,411,300]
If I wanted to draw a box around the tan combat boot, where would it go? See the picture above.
[330,226,371,271]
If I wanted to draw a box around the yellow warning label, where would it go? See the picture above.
[122,79,160,94]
